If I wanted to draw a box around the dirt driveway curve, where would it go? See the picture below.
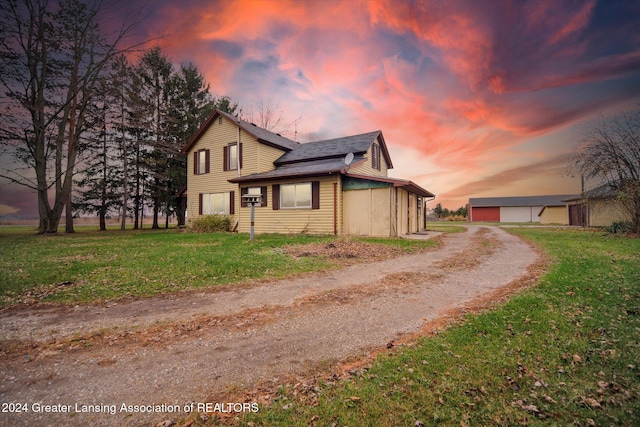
[0,225,539,426]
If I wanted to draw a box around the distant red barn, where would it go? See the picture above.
[468,195,574,223]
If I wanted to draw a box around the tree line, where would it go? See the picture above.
[432,203,467,220]
[0,0,238,233]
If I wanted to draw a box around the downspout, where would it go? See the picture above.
[394,187,398,236]
[235,120,241,233]
[237,123,241,177]
[333,182,338,236]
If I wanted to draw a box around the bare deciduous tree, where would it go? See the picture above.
[0,0,142,233]
[570,110,640,233]
[244,98,301,140]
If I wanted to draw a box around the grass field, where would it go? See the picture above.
[234,228,640,426]
[0,227,436,306]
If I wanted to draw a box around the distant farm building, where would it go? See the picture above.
[564,184,629,227]
[468,195,574,223]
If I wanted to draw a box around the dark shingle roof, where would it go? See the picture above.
[275,131,382,165]
[563,184,617,201]
[469,195,575,207]
[228,157,364,183]
[182,109,299,154]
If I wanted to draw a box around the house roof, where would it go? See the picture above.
[469,195,575,208]
[275,130,393,168]
[563,184,617,202]
[345,173,435,198]
[228,157,364,183]
[182,109,299,154]
[229,166,434,198]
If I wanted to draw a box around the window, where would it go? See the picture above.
[223,143,242,171]
[280,183,311,209]
[199,192,234,215]
[228,143,238,170]
[272,182,319,210]
[194,149,210,175]
[371,143,380,171]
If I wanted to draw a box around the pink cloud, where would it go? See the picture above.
[111,0,640,211]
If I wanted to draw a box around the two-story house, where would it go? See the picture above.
[181,109,435,237]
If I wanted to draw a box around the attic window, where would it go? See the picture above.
[218,116,222,125]
[372,143,381,171]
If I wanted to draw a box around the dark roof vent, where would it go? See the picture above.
[250,122,257,126]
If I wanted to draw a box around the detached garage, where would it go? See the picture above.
[469,195,574,223]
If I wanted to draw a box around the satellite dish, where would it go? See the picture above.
[344,152,354,166]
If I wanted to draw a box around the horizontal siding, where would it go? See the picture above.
[590,200,628,226]
[349,140,389,177]
[186,115,287,223]
[258,143,285,171]
[186,116,240,222]
[540,206,567,225]
[238,176,339,235]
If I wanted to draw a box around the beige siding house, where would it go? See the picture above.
[565,184,630,227]
[182,109,434,237]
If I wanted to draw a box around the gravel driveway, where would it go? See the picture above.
[0,226,539,426]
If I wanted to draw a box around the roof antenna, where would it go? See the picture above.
[294,122,298,142]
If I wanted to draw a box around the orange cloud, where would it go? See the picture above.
[121,0,639,209]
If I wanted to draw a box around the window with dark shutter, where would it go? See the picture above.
[241,187,248,207]
[371,144,380,170]
[278,182,316,209]
[272,184,280,210]
[312,181,320,209]
[194,152,198,175]
[223,143,240,171]
[260,186,267,207]
[194,150,210,174]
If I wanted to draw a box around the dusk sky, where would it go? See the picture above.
[2,0,640,218]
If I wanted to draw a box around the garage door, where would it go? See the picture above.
[471,206,500,222]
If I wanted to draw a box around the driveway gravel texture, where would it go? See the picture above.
[0,225,540,426]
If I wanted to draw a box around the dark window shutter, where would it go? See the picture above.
[372,144,379,170]
[261,186,267,207]
[223,146,229,171]
[239,143,243,169]
[229,191,235,215]
[205,149,210,173]
[194,152,198,174]
[198,193,203,215]
[240,187,248,207]
[312,181,320,209]
[272,184,280,210]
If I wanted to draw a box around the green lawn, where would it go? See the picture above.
[425,222,467,233]
[0,228,436,306]
[236,228,640,426]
